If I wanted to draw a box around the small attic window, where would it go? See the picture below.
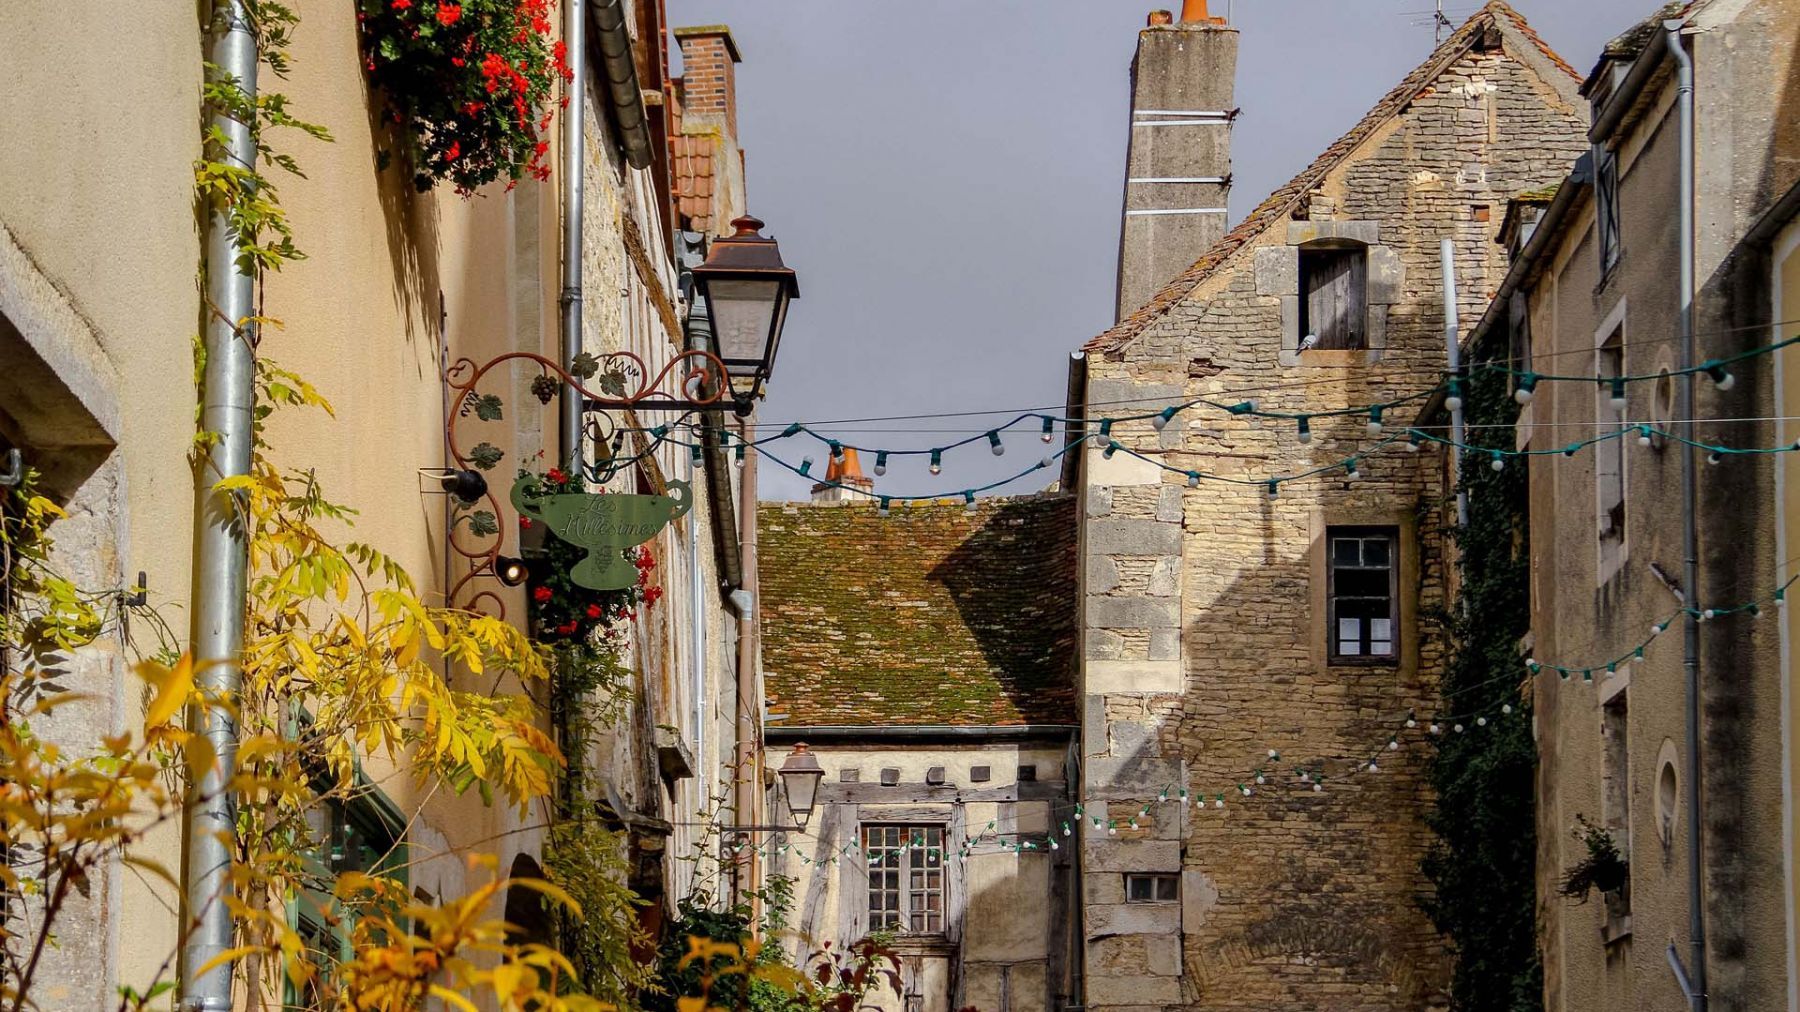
[1299,245,1368,351]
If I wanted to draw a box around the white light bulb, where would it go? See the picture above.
[1313,782,1324,793]
[1405,718,1417,729]
[1514,386,1535,405]
[1367,762,1379,773]
[1187,472,1201,489]
[1254,773,1265,785]
[1429,723,1441,735]
[930,463,942,475]
[1491,456,1506,472]
[1477,716,1488,726]
[1213,798,1225,809]
[1039,456,1055,469]
[1502,703,1513,715]
[1367,419,1383,437]
[1388,739,1399,751]
[1454,723,1465,733]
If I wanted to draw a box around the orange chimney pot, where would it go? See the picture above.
[1147,9,1173,26]
[1179,0,1221,23]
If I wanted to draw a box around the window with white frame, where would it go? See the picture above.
[864,825,944,934]
[1328,527,1398,662]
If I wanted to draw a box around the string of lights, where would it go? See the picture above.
[711,569,1798,874]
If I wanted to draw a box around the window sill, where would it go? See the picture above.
[1280,348,1377,368]
[884,934,954,955]
[1327,655,1400,668]
[1601,913,1632,946]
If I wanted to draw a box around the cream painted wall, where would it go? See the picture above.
[771,743,1070,1012]
[1776,223,1800,1012]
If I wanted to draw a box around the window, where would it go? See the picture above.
[1299,246,1368,350]
[1595,146,1621,272]
[1328,527,1398,661]
[864,825,944,934]
[1125,873,1179,903]
[1596,328,1627,576]
[289,787,407,1008]
[1600,690,1632,923]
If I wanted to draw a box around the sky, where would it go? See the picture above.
[665,0,1656,501]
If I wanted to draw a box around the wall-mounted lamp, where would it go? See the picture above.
[778,742,826,828]
[494,556,530,587]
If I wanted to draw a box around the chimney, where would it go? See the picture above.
[674,26,742,141]
[811,448,875,504]
[1114,8,1238,321]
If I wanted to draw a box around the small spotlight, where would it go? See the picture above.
[496,555,529,587]
[441,469,489,504]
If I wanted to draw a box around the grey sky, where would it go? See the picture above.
[666,0,1651,501]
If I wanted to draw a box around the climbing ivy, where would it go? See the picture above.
[1421,365,1543,1012]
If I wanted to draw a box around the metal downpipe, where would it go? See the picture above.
[1441,238,1468,528]
[181,3,259,1008]
[733,415,760,906]
[1666,21,1708,1012]
[560,0,586,473]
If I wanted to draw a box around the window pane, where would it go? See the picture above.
[1156,876,1179,901]
[1362,538,1390,567]
[1370,640,1392,656]
[1332,538,1360,566]
[1370,618,1392,640]
[1336,569,1389,597]
[1127,876,1151,901]
[1338,639,1363,655]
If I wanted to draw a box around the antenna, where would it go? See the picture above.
[1399,1,1473,44]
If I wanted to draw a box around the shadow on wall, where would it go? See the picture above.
[926,497,1079,725]
[366,98,442,357]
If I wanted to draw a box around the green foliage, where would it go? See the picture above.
[544,820,655,1007]
[647,895,758,1012]
[1557,816,1627,902]
[470,441,505,470]
[1422,366,1543,1011]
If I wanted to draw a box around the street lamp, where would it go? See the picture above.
[691,215,799,415]
[778,742,825,827]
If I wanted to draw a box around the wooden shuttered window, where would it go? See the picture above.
[1300,247,1368,350]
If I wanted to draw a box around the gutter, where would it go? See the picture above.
[590,0,653,170]
[1590,29,1671,147]
[1744,174,1800,250]
[1413,152,1592,428]
[766,724,1079,745]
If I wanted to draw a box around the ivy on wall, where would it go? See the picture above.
[1421,365,1544,1011]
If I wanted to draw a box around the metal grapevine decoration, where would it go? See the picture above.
[441,348,726,613]
[511,474,691,590]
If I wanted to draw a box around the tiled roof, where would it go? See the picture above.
[1083,1,1578,355]
[1601,1,1695,60]
[758,495,1077,728]
[672,131,717,234]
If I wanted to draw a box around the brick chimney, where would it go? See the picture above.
[674,26,741,141]
[1114,3,1238,321]
[811,448,875,503]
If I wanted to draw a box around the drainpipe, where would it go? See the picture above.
[181,3,258,1008]
[689,434,705,805]
[1440,238,1469,528]
[733,417,760,905]
[1666,21,1708,1012]
[560,0,586,472]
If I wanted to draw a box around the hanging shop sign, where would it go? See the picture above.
[511,476,692,590]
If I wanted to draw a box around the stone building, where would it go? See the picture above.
[1070,4,1588,1009]
[1453,2,1800,1008]
[0,0,772,1003]
[756,495,1080,1012]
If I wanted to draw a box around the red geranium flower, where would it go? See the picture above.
[519,516,532,528]
[532,586,552,603]
[435,2,462,26]
[559,621,579,635]
[391,0,411,9]
[585,604,603,619]
[546,467,567,485]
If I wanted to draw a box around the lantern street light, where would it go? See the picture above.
[778,742,826,828]
[690,215,799,415]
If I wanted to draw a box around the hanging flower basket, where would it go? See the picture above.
[517,468,662,644]
[357,0,570,193]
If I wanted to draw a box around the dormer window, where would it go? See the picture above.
[1299,244,1368,350]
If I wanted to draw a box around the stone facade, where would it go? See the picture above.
[1075,5,1588,1010]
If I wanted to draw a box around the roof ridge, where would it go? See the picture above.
[1083,2,1575,355]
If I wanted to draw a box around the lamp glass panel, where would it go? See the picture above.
[705,278,783,368]
[783,768,822,816]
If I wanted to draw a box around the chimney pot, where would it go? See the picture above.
[1179,0,1216,23]
[1147,9,1173,26]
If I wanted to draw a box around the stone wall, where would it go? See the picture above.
[1078,14,1588,1011]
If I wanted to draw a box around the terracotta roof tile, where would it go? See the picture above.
[1083,1,1577,355]
[758,496,1077,728]
[672,122,719,232]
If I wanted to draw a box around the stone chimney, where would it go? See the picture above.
[1114,2,1238,321]
[674,26,741,141]
[811,448,875,503]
